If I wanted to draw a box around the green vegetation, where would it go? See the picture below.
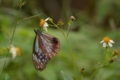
[0,0,120,80]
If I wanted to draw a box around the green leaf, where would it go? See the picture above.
[61,71,73,80]
[5,74,11,80]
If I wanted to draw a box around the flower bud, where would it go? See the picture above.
[70,16,76,21]
[80,68,85,74]
[57,19,64,26]
[49,18,53,23]
[113,50,118,56]
[109,56,117,63]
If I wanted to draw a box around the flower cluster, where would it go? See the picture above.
[100,36,118,63]
[9,45,20,59]
[109,50,119,63]
[100,36,114,48]
[39,17,50,31]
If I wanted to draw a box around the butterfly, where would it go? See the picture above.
[33,30,60,71]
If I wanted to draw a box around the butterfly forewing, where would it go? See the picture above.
[33,30,60,71]
[33,35,50,71]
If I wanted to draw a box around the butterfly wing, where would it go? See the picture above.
[33,35,50,71]
[40,33,60,58]
[33,30,60,71]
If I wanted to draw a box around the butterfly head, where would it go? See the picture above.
[34,30,42,35]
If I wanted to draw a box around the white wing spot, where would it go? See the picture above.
[34,55,38,62]
[44,60,46,63]
[40,56,42,58]
[38,66,39,69]
[45,56,47,58]
[42,59,44,61]
[38,59,41,62]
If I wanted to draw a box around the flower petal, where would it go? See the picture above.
[12,51,17,59]
[100,40,104,43]
[103,42,107,47]
[45,17,50,21]
[10,45,16,53]
[43,26,48,31]
[10,45,17,59]
[108,42,113,47]
[44,22,48,27]
[110,40,114,43]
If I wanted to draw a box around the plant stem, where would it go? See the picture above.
[0,2,22,79]
[10,6,22,45]
[67,25,71,37]
[89,65,102,80]
[0,50,9,79]
[17,13,42,24]
[80,74,84,80]
[102,47,108,62]
[89,47,108,80]
[51,22,77,80]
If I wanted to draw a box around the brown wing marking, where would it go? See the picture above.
[40,33,60,58]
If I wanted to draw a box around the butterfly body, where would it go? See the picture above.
[33,30,60,71]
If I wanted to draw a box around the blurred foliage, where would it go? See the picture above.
[5,74,11,80]
[61,71,73,80]
[0,0,120,80]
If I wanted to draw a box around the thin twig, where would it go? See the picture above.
[17,13,42,24]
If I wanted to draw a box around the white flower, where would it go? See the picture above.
[100,36,114,47]
[39,17,50,31]
[9,45,20,59]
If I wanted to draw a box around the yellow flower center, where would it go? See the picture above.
[15,47,20,56]
[103,36,110,43]
[39,19,45,27]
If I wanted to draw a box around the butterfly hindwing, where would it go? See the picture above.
[33,30,60,71]
[40,33,60,58]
